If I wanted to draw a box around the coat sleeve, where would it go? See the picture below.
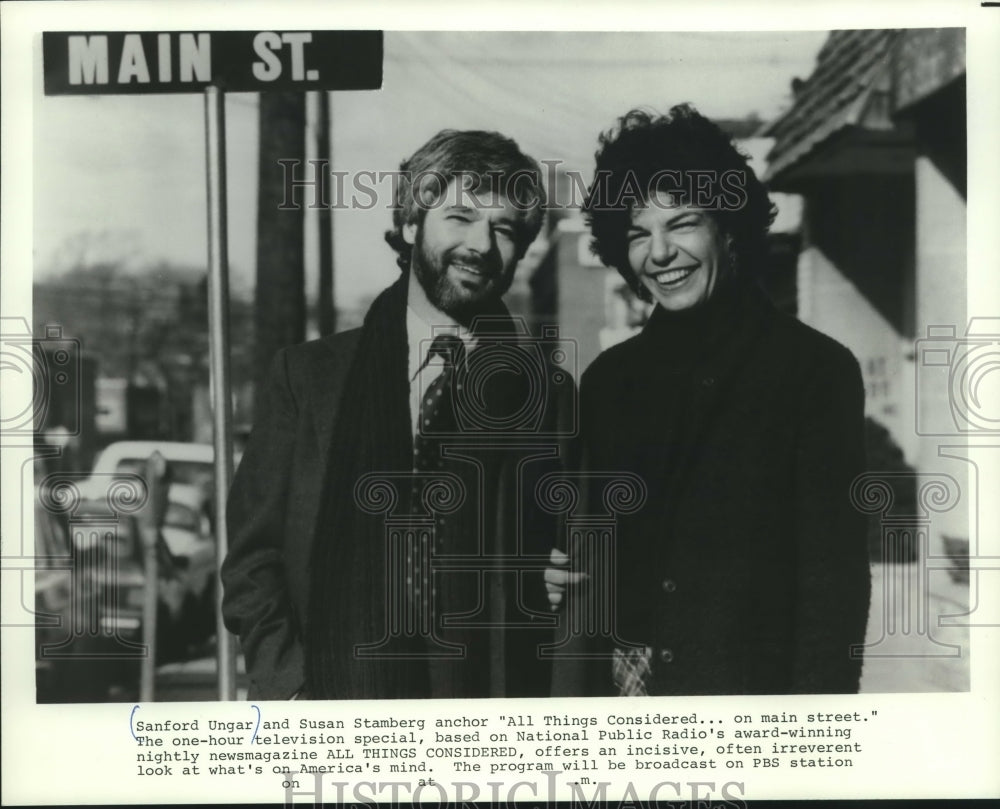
[790,345,871,693]
[221,349,306,699]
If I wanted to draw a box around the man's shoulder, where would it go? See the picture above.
[274,328,363,397]
[283,328,362,367]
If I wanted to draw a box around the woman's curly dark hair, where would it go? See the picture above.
[583,104,777,301]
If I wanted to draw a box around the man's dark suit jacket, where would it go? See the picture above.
[553,286,872,696]
[222,327,572,700]
[222,330,361,699]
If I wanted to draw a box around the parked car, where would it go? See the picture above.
[74,440,217,579]
[161,482,214,557]
[36,442,220,700]
[83,501,217,665]
[34,490,83,701]
[158,482,218,650]
[34,486,152,702]
[80,443,219,656]
[83,440,215,502]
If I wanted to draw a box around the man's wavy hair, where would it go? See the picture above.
[584,104,776,302]
[385,129,546,272]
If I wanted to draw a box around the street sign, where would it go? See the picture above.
[40,28,383,700]
[43,30,383,95]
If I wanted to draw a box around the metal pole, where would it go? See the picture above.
[317,90,335,335]
[137,452,166,702]
[204,85,237,700]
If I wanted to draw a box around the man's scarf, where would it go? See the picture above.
[305,273,535,699]
[306,274,415,698]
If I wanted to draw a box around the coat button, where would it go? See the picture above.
[661,578,677,593]
[658,648,675,664]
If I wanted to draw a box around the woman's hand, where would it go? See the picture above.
[544,548,588,610]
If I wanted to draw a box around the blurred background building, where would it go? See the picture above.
[763,28,968,595]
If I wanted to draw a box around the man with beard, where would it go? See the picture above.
[222,130,572,700]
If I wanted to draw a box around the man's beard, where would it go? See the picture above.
[411,232,512,326]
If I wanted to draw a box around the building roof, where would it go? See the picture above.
[763,29,901,185]
[764,28,966,189]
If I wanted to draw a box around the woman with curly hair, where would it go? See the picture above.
[548,105,871,696]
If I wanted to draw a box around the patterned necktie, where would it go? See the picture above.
[409,334,467,619]
[416,333,466,459]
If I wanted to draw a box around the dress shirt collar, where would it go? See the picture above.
[406,271,476,382]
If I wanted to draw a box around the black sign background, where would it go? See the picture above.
[43,30,383,95]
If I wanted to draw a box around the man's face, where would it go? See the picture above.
[404,178,523,323]
[626,191,730,311]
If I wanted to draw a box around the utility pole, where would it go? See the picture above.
[254,92,306,405]
[317,91,336,336]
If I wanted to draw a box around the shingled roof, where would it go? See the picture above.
[763,29,902,185]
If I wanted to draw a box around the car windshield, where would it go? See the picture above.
[114,459,213,490]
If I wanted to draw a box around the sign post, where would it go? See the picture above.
[203,84,237,699]
[42,29,384,700]
[136,451,168,702]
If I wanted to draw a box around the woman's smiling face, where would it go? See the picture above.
[627,191,730,311]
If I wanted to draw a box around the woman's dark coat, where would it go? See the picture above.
[556,280,871,696]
